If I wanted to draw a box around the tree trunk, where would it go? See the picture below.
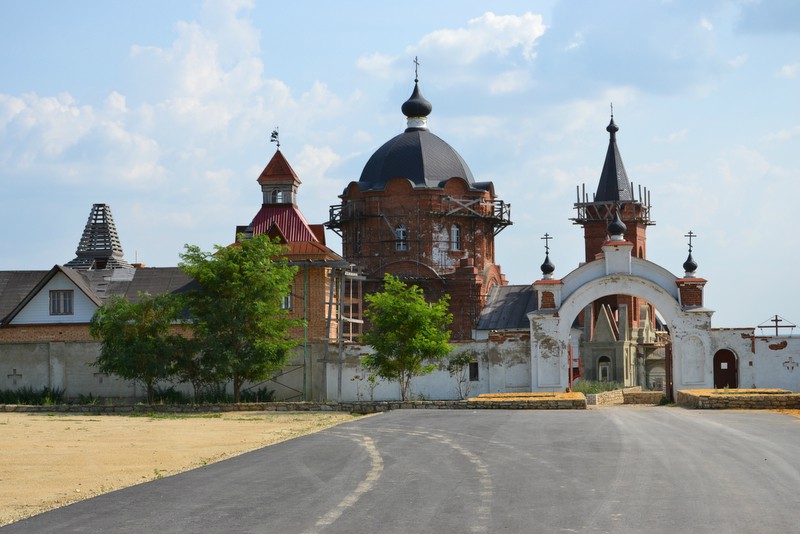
[233,371,241,403]
[146,381,154,404]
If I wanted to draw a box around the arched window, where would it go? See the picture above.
[395,224,408,251]
[353,229,361,255]
[271,190,284,203]
[450,224,461,251]
[598,356,612,382]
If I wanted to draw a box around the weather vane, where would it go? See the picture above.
[413,56,420,82]
[685,230,696,253]
[541,233,553,255]
[270,127,280,150]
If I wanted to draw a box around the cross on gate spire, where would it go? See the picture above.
[541,233,553,254]
[685,230,696,253]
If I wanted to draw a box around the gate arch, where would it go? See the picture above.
[528,243,714,399]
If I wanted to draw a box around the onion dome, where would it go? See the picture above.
[683,253,698,276]
[541,254,555,279]
[401,82,432,125]
[607,210,627,240]
[356,79,485,193]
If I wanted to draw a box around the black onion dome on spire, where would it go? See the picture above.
[356,80,487,193]
[608,210,627,236]
[683,252,698,274]
[541,254,555,276]
[401,82,432,121]
[595,114,633,202]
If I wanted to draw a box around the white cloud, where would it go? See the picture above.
[488,70,532,94]
[700,18,713,31]
[727,55,748,68]
[356,53,399,80]
[412,12,546,64]
[293,145,342,182]
[777,63,800,78]
[565,32,584,51]
[764,124,800,142]
[655,129,688,142]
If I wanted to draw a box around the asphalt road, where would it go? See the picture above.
[4,407,800,533]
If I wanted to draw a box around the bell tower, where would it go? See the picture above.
[572,112,653,261]
[571,112,661,386]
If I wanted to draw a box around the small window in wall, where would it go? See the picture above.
[468,361,479,382]
[281,288,293,310]
[354,229,361,255]
[395,224,408,251]
[451,224,461,251]
[271,190,284,203]
[50,290,74,315]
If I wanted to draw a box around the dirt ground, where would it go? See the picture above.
[0,411,361,527]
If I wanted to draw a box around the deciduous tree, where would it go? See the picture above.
[179,234,300,403]
[361,274,453,400]
[89,293,184,403]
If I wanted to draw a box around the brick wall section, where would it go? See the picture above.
[676,278,707,307]
[0,324,94,343]
[540,291,556,309]
[677,390,800,409]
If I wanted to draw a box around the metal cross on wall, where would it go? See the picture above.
[7,368,22,386]
[784,357,798,372]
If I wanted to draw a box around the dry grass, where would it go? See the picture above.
[0,411,361,527]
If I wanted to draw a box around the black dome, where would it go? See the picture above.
[357,129,479,191]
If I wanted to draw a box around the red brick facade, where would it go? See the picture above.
[334,176,507,340]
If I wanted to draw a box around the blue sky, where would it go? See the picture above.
[1,0,799,329]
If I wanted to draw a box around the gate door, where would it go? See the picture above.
[713,350,738,389]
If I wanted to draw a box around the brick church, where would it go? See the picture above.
[326,74,511,340]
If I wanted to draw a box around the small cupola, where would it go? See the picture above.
[257,147,301,206]
[402,57,432,131]
[607,210,627,241]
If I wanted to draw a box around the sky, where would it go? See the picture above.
[1,0,799,330]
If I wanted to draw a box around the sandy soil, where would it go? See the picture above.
[0,411,361,527]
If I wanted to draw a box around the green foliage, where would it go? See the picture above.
[239,386,275,403]
[152,385,192,405]
[179,234,302,403]
[361,274,453,401]
[89,292,186,403]
[0,386,64,405]
[447,352,475,400]
[571,380,624,394]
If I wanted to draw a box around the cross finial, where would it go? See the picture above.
[541,233,553,254]
[610,102,614,118]
[685,230,696,253]
[413,56,420,83]
[270,127,280,150]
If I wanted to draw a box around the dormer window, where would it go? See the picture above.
[395,224,408,251]
[50,290,74,315]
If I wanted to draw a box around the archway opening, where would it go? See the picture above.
[568,293,672,394]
